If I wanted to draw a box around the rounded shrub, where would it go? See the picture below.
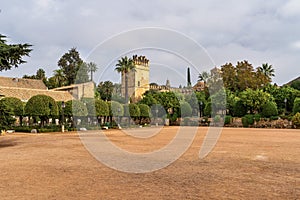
[242,114,254,127]
[293,97,300,114]
[180,101,192,117]
[292,112,300,128]
[261,101,278,118]
[233,100,247,117]
[129,103,140,118]
[224,115,232,125]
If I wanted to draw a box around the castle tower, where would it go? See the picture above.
[121,55,150,102]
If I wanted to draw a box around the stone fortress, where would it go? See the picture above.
[122,55,205,102]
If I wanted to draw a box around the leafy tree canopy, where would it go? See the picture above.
[0,34,32,71]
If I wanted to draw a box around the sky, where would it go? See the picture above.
[1,0,300,87]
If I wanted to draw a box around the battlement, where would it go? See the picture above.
[132,55,149,67]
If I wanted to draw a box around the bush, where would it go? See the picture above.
[261,101,278,118]
[293,98,300,114]
[180,102,192,117]
[232,100,247,117]
[292,112,300,128]
[242,114,254,127]
[253,114,261,122]
[224,115,232,125]
[214,115,221,123]
[204,102,211,117]
[270,116,279,121]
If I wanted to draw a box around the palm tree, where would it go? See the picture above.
[198,71,209,83]
[53,69,66,87]
[257,63,275,82]
[87,62,98,82]
[115,56,135,104]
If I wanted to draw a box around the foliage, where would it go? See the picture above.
[57,48,84,85]
[115,56,135,103]
[25,95,58,117]
[81,98,96,116]
[0,100,15,129]
[291,112,300,128]
[97,81,114,101]
[0,34,32,71]
[220,61,272,92]
[242,115,254,127]
[261,101,278,118]
[232,99,248,117]
[204,101,212,117]
[110,101,123,117]
[180,101,192,117]
[95,99,109,116]
[75,62,90,84]
[185,93,200,116]
[65,100,88,117]
[139,104,150,118]
[129,103,140,118]
[224,115,232,125]
[214,115,221,123]
[86,62,98,81]
[290,80,300,90]
[239,89,271,114]
[24,95,58,126]
[0,97,23,116]
[293,97,300,114]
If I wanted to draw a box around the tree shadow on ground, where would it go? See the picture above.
[0,139,18,148]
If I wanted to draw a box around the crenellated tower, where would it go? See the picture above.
[121,55,150,102]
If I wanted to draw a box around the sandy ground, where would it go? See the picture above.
[0,127,299,199]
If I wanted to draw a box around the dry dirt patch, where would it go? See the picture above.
[0,127,299,199]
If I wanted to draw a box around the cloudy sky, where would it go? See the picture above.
[1,0,300,86]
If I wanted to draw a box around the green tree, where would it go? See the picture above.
[0,100,15,130]
[53,69,67,87]
[25,95,58,126]
[129,103,140,120]
[257,63,275,83]
[232,99,247,117]
[76,62,89,84]
[239,89,271,114]
[293,98,300,114]
[95,99,109,117]
[0,34,32,71]
[221,63,237,91]
[58,48,83,85]
[0,97,23,126]
[87,62,98,82]
[81,98,96,117]
[115,56,135,104]
[180,101,192,117]
[261,101,278,118]
[139,104,150,119]
[97,81,114,101]
[290,80,300,90]
[110,101,124,117]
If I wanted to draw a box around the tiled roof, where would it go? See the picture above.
[0,87,73,102]
[0,76,47,90]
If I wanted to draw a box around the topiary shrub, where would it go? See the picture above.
[224,115,232,125]
[180,101,192,117]
[292,112,300,128]
[233,100,247,117]
[261,101,278,118]
[293,98,300,114]
[242,114,254,127]
[204,102,212,117]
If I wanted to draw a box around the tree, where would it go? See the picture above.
[0,100,15,130]
[129,103,140,120]
[87,62,98,82]
[187,67,191,87]
[52,69,67,87]
[291,80,300,90]
[75,62,89,84]
[198,71,209,83]
[95,99,109,117]
[24,95,58,126]
[139,104,150,119]
[220,63,237,91]
[239,89,271,114]
[115,56,135,104]
[257,63,275,83]
[57,48,83,85]
[261,101,278,118]
[0,97,24,125]
[293,98,300,114]
[180,101,192,117]
[0,34,32,71]
[97,81,114,101]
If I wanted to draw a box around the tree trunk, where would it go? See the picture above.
[125,73,129,104]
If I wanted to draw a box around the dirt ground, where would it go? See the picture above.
[0,127,299,199]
